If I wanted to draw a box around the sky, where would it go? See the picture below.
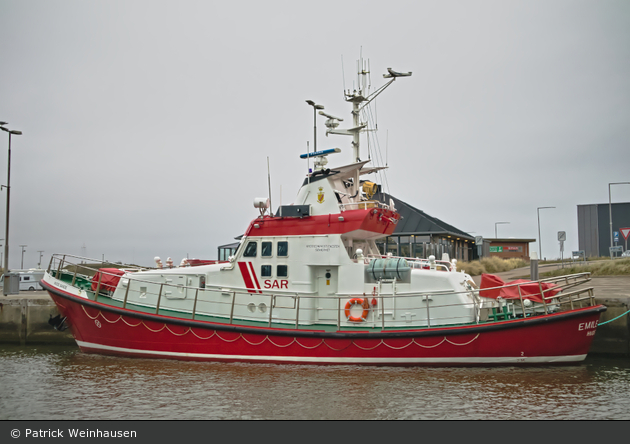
[0,0,629,269]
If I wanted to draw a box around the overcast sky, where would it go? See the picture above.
[1,0,629,269]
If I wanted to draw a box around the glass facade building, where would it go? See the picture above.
[374,192,476,261]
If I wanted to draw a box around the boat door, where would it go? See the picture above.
[315,266,338,321]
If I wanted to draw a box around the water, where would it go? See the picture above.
[1,345,629,420]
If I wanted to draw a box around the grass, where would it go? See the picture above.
[541,258,630,277]
[456,257,529,276]
[540,256,612,265]
[456,256,630,277]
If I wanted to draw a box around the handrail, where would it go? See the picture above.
[365,254,454,272]
[339,201,391,211]
[45,254,599,332]
[48,253,591,301]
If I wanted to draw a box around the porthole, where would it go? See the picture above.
[258,303,267,313]
[247,303,256,313]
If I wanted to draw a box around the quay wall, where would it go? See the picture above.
[589,296,630,356]
[0,291,629,356]
[0,294,75,345]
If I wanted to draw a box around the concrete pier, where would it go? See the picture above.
[1,277,629,356]
[0,291,75,345]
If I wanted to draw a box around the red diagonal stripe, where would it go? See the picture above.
[238,262,257,293]
[248,262,262,293]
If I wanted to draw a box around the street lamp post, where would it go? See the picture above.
[609,182,630,253]
[305,100,325,153]
[0,123,22,294]
[494,222,510,238]
[537,206,555,260]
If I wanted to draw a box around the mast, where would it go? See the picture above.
[325,57,412,199]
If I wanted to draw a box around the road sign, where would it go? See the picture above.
[614,231,619,243]
[475,236,483,245]
[558,231,566,241]
[621,228,630,241]
[572,250,585,259]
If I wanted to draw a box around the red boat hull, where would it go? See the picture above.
[44,281,606,366]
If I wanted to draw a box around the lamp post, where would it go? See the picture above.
[609,182,630,252]
[0,123,22,294]
[305,100,325,153]
[537,206,555,260]
[494,222,509,238]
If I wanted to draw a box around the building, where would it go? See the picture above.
[374,192,476,262]
[577,202,630,257]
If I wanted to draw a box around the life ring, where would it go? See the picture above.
[345,298,369,322]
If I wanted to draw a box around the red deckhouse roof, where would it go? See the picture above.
[244,208,400,238]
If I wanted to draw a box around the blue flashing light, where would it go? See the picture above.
[299,148,341,159]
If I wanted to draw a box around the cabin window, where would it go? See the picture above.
[23,276,30,281]
[277,265,288,278]
[243,241,257,257]
[277,241,288,257]
[261,241,273,257]
[261,265,272,277]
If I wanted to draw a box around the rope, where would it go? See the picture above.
[599,309,630,325]
[78,305,479,351]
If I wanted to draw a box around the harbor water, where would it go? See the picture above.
[1,345,630,420]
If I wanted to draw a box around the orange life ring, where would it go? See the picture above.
[345,298,369,322]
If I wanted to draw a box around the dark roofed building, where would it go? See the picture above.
[374,192,476,262]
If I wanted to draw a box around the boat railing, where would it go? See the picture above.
[364,254,454,272]
[339,201,391,212]
[46,254,597,332]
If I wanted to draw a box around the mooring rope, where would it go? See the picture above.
[599,309,630,325]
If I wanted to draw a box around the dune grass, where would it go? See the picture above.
[541,258,630,277]
[456,256,630,277]
[456,257,529,276]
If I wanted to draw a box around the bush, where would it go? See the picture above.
[456,257,529,276]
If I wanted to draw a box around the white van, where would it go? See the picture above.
[18,270,44,291]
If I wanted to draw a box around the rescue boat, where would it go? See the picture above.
[41,60,605,365]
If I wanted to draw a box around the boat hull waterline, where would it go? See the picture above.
[43,279,606,366]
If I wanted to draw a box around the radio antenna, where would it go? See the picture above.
[341,55,346,96]
[386,130,389,167]
[267,157,272,215]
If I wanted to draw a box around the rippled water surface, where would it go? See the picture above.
[1,345,629,420]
